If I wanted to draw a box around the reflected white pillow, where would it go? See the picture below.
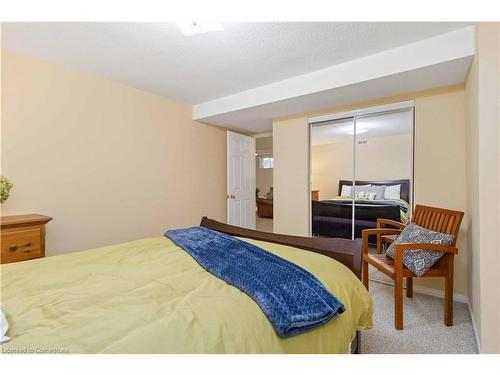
[384,184,401,199]
[340,185,352,197]
[340,184,371,197]
[353,184,371,195]
[360,185,386,200]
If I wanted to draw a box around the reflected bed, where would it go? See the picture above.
[312,179,410,239]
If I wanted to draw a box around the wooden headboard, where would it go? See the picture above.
[338,179,411,204]
[200,217,362,279]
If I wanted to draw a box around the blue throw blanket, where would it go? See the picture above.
[164,226,345,338]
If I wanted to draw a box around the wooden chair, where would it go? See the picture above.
[375,218,407,253]
[362,205,464,330]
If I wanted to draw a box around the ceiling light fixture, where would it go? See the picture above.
[347,128,368,135]
[176,22,223,36]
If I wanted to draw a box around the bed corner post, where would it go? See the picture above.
[352,239,362,354]
[351,332,361,354]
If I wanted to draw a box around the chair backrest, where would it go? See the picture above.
[412,205,464,246]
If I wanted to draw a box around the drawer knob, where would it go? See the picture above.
[9,245,18,252]
[25,242,32,247]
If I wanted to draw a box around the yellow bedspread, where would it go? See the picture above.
[0,237,373,354]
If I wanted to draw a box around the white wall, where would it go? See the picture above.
[273,117,309,236]
[464,22,500,353]
[1,49,227,256]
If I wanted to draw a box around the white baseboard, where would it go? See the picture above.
[369,277,467,303]
[413,284,468,304]
[467,301,481,353]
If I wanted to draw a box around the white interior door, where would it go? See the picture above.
[227,131,256,229]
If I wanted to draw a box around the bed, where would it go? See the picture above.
[0,217,373,354]
[312,179,410,239]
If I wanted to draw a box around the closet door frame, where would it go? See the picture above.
[308,100,415,239]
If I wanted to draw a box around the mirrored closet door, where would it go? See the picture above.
[310,102,414,240]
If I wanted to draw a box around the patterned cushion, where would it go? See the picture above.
[386,222,455,276]
[355,191,376,200]
[361,185,386,199]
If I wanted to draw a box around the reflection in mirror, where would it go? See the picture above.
[310,108,413,240]
[354,110,413,238]
[311,118,355,239]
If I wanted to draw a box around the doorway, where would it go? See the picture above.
[255,134,274,232]
[226,131,256,229]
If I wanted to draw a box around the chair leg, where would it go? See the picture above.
[444,268,454,327]
[406,277,413,298]
[394,276,404,330]
[362,259,369,291]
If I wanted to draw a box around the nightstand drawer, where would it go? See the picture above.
[1,226,42,264]
[1,214,52,265]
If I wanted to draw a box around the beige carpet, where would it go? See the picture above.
[361,280,478,354]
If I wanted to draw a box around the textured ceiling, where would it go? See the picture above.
[197,54,473,132]
[2,22,470,104]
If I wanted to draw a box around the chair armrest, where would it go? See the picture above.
[392,243,458,276]
[361,228,402,254]
[375,220,404,253]
[377,218,406,229]
[394,243,458,255]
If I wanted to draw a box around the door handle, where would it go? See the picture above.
[226,194,236,199]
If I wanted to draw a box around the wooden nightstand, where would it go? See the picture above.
[0,214,52,264]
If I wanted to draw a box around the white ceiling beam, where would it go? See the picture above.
[193,26,474,122]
